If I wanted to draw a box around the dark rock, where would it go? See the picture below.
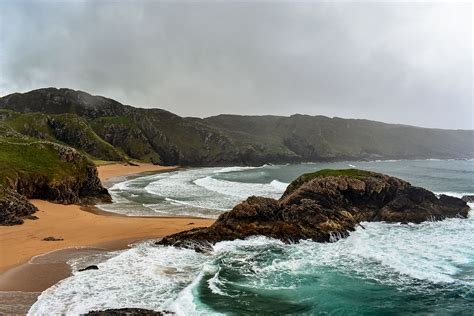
[158,169,470,251]
[0,189,38,225]
[25,215,39,220]
[42,236,64,241]
[84,308,171,315]
[462,195,474,203]
[78,265,99,272]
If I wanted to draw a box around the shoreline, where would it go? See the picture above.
[0,163,214,313]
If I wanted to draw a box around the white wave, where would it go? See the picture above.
[28,241,207,315]
[348,164,356,168]
[29,212,473,314]
[435,191,473,199]
[163,198,231,212]
[213,166,261,173]
[270,179,289,191]
[193,176,285,199]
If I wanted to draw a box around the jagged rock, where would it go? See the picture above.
[158,169,470,252]
[462,195,474,203]
[85,308,170,315]
[0,189,38,225]
[78,265,99,272]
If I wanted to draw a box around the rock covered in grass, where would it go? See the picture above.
[0,140,111,225]
[158,169,470,252]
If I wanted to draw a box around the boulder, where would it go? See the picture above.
[78,265,99,272]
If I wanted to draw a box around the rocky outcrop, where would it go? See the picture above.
[7,146,111,205]
[0,140,111,225]
[85,308,168,315]
[158,169,470,251]
[0,189,38,225]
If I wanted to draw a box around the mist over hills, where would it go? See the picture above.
[1,88,472,166]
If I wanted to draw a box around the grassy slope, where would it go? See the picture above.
[0,110,126,162]
[284,169,376,195]
[1,88,473,165]
[204,115,474,160]
[0,137,90,189]
[90,116,161,163]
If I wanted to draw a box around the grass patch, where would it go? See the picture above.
[285,168,376,195]
[299,168,374,180]
[0,138,90,187]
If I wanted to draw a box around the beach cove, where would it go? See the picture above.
[0,163,214,314]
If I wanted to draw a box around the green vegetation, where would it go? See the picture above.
[285,169,376,195]
[300,168,374,180]
[0,138,90,188]
[0,110,126,162]
[0,88,472,166]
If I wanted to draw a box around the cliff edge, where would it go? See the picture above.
[0,138,111,225]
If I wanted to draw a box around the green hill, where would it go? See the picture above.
[1,88,472,166]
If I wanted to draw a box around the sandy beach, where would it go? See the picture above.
[0,163,214,313]
[96,162,178,183]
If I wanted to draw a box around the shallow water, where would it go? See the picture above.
[30,160,474,315]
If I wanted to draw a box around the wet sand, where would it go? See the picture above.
[96,162,177,182]
[0,163,214,314]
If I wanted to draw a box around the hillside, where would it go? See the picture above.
[1,88,473,165]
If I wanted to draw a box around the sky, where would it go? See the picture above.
[0,1,472,129]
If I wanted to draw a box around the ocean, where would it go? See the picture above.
[29,160,474,315]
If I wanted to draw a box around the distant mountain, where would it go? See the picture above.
[1,88,473,166]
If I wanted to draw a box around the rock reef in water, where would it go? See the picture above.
[85,308,169,315]
[158,169,470,252]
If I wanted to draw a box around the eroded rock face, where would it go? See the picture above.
[158,170,470,252]
[0,144,111,225]
[8,146,111,205]
[0,189,38,225]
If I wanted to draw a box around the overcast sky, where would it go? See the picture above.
[0,1,472,129]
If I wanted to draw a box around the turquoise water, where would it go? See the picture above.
[30,160,474,315]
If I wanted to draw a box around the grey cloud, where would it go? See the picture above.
[0,0,472,129]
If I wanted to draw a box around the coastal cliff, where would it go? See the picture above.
[1,88,473,166]
[0,138,110,225]
[158,169,469,251]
